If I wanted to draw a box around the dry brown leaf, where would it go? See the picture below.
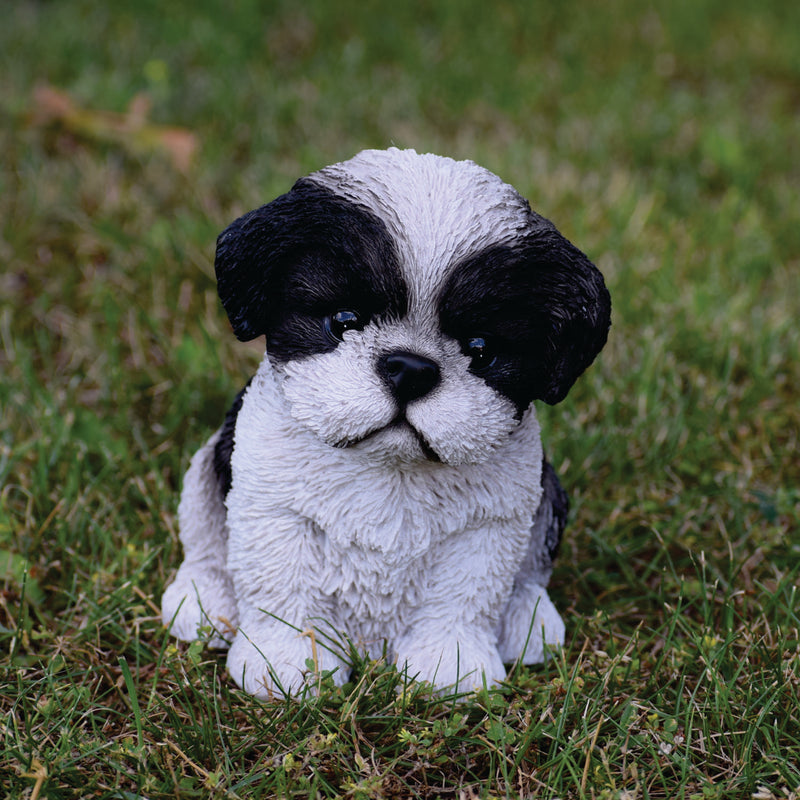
[30,84,199,172]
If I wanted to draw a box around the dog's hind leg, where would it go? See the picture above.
[495,458,567,664]
[161,429,238,647]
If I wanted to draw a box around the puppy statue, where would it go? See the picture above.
[161,148,611,697]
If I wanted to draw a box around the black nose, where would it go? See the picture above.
[378,351,440,405]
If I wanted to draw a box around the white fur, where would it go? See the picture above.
[311,149,531,323]
[161,430,238,649]
[161,149,566,697]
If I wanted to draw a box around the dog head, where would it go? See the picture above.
[215,148,610,466]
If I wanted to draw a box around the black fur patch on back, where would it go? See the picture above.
[541,457,569,561]
[213,380,251,499]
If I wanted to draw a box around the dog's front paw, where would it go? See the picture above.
[161,563,238,648]
[394,629,506,693]
[496,582,565,664]
[226,619,349,698]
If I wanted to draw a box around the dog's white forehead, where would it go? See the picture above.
[308,148,532,314]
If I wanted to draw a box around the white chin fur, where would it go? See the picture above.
[275,320,519,466]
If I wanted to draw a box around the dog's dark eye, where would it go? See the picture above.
[324,309,366,342]
[464,336,496,372]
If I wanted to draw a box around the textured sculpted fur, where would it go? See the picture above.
[161,148,611,697]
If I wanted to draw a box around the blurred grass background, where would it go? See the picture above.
[1,1,799,798]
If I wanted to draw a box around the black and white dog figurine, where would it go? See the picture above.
[161,148,611,697]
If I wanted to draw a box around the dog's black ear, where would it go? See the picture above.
[530,228,611,405]
[440,223,610,410]
[215,191,296,342]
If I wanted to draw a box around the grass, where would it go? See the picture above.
[1,0,799,797]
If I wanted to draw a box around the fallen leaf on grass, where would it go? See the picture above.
[30,84,199,171]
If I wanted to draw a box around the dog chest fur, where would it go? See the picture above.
[226,358,545,643]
